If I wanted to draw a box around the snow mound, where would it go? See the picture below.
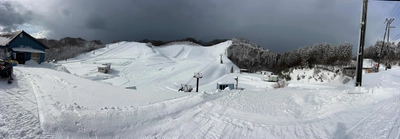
[23,60,40,66]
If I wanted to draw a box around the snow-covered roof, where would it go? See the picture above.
[0,31,23,46]
[363,59,376,69]
[217,82,235,85]
[0,30,49,49]
[12,47,45,53]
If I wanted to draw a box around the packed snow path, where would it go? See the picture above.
[0,68,42,138]
[0,41,400,138]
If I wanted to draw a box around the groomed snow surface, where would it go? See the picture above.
[1,41,400,138]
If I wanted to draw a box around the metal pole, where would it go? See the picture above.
[378,18,394,69]
[196,78,199,92]
[378,20,388,69]
[355,0,368,87]
[387,22,395,59]
[193,73,203,92]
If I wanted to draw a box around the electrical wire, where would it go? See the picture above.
[366,22,386,40]
[389,3,399,18]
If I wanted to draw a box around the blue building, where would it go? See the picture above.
[0,30,48,64]
[217,83,235,90]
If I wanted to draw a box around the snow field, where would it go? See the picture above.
[0,41,399,138]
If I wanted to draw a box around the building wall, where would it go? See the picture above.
[25,52,31,62]
[40,53,45,63]
[7,32,46,63]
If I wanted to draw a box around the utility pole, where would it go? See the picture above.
[378,18,394,69]
[220,54,223,64]
[387,21,395,60]
[355,0,368,87]
[193,73,203,92]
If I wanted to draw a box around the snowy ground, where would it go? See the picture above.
[0,41,399,138]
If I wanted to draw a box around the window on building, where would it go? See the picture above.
[31,53,40,63]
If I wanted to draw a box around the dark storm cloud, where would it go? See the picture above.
[3,0,391,53]
[58,6,70,16]
[85,15,106,30]
[0,1,33,32]
[69,0,366,53]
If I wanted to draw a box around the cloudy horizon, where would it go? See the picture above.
[0,0,399,53]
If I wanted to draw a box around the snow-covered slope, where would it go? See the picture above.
[60,41,243,92]
[0,41,400,138]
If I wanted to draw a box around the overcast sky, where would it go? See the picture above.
[0,0,398,53]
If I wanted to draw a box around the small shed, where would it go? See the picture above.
[98,63,111,73]
[0,30,49,64]
[343,59,378,77]
[362,59,377,73]
[217,83,234,90]
[240,69,248,74]
[268,75,279,82]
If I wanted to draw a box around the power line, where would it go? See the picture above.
[390,6,400,25]
[392,33,400,40]
[369,26,385,38]
[369,23,385,36]
[389,3,400,18]
[366,22,386,39]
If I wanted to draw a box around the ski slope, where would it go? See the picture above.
[0,41,399,138]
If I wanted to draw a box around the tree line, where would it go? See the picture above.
[227,38,352,73]
[363,40,400,65]
[38,37,105,61]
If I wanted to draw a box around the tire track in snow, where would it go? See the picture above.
[344,100,391,137]
[343,96,399,138]
[387,92,400,139]
[20,67,70,137]
[342,73,400,138]
[0,68,42,138]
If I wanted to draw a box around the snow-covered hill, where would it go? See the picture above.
[0,41,399,138]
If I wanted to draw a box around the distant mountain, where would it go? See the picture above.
[136,38,229,47]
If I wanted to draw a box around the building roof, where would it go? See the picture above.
[0,30,22,46]
[363,59,376,69]
[0,30,49,49]
[217,82,235,85]
[344,59,377,69]
[12,47,45,53]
